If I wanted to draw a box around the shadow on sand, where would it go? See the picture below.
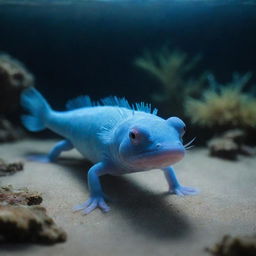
[57,156,194,241]
[0,154,194,250]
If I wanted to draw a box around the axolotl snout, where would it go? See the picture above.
[20,88,198,214]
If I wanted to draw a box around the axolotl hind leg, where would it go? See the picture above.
[27,139,74,163]
[73,162,110,215]
[163,166,199,196]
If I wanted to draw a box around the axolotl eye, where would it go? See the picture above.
[129,128,140,144]
[129,128,148,145]
[129,131,136,140]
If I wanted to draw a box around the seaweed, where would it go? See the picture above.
[134,47,207,116]
[185,73,256,129]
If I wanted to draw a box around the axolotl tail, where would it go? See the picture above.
[20,87,51,132]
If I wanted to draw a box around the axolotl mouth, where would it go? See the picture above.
[129,146,185,169]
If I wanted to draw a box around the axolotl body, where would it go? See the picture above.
[20,87,198,214]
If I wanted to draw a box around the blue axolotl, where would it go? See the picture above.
[20,87,198,214]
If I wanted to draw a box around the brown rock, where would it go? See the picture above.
[0,53,33,143]
[0,185,42,206]
[0,185,67,244]
[207,234,256,256]
[208,137,239,160]
[239,145,256,156]
[0,205,67,244]
[0,159,23,176]
[0,53,34,114]
[0,118,25,142]
[223,129,245,146]
[207,129,255,160]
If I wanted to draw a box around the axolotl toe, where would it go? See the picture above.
[20,88,199,215]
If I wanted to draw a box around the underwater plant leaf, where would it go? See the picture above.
[134,47,206,116]
[182,54,202,73]
[230,72,252,91]
[134,51,165,83]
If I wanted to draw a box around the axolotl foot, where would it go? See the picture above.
[73,196,110,215]
[170,185,199,196]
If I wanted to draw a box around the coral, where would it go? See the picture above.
[0,159,23,176]
[185,73,256,128]
[0,53,34,114]
[207,234,256,256]
[0,185,67,244]
[134,47,207,116]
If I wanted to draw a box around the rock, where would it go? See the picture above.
[0,159,23,176]
[0,205,67,244]
[208,137,239,160]
[0,53,33,143]
[239,145,256,156]
[223,129,245,146]
[207,234,256,256]
[208,129,256,160]
[0,185,67,244]
[0,185,42,206]
[0,118,25,142]
[0,53,34,114]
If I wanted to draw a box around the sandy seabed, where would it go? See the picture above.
[0,139,255,256]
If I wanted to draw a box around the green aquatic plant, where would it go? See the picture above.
[185,72,256,128]
[134,47,207,116]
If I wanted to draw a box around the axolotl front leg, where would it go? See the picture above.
[163,166,199,196]
[73,162,110,214]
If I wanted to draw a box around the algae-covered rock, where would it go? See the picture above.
[0,159,23,176]
[0,185,67,244]
[207,234,256,256]
[0,205,67,244]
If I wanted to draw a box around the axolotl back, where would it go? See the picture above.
[20,87,198,214]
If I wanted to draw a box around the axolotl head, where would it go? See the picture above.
[112,115,188,170]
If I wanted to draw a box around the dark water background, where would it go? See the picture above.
[0,1,256,115]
